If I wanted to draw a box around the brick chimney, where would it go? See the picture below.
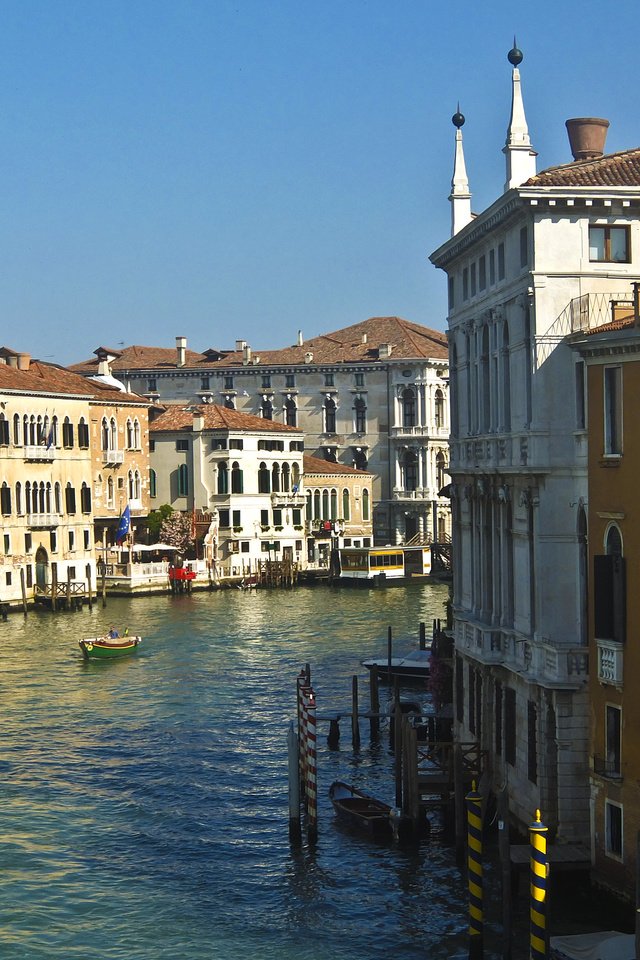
[566,118,609,161]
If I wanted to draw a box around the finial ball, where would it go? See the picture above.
[508,44,523,66]
[452,109,465,129]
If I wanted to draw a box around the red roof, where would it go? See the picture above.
[150,403,303,433]
[524,147,640,188]
[303,454,372,478]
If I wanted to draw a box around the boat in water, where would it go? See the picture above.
[328,780,405,839]
[78,635,142,660]
[361,647,431,684]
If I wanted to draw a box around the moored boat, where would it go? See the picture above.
[78,635,142,660]
[329,780,403,838]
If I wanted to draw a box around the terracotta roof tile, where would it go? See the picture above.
[524,147,640,188]
[149,404,303,434]
[303,454,372,477]
[0,358,148,404]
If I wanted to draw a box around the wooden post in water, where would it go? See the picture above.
[351,675,360,751]
[287,721,301,843]
[51,564,58,612]
[529,810,549,960]
[66,568,72,610]
[387,625,393,684]
[466,781,484,960]
[498,788,512,960]
[86,563,93,611]
[20,567,27,616]
[394,694,403,809]
[306,688,318,843]
[369,667,379,740]
[402,716,420,830]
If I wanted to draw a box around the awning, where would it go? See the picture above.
[131,543,179,552]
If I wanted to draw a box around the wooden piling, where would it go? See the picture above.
[66,568,72,609]
[394,694,402,809]
[466,782,484,959]
[306,688,318,842]
[51,564,58,612]
[402,716,420,829]
[86,563,93,611]
[20,567,27,616]
[351,675,360,750]
[369,668,380,739]
[419,621,426,650]
[288,721,301,843]
[387,625,393,684]
[498,788,512,960]
[101,559,107,607]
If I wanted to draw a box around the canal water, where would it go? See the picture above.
[0,582,597,959]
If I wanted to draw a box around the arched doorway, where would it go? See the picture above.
[35,546,49,591]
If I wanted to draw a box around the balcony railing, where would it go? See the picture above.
[25,445,55,461]
[593,755,623,780]
[596,638,623,685]
[270,492,305,508]
[102,449,124,464]
[27,513,59,527]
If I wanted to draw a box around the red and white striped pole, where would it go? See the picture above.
[297,671,309,796]
[306,686,318,842]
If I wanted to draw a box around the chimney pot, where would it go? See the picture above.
[176,336,187,368]
[297,330,303,346]
[565,118,609,161]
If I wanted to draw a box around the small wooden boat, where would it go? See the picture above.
[78,635,142,660]
[362,647,431,684]
[329,780,402,838]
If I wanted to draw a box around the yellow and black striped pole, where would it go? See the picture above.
[466,781,483,959]
[529,809,549,960]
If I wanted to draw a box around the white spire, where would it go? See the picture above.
[503,41,537,191]
[449,106,472,236]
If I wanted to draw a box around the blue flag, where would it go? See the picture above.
[116,504,131,544]
[46,423,55,449]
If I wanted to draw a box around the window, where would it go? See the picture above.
[604,365,622,455]
[436,451,446,491]
[176,439,189,452]
[271,463,280,492]
[149,439,156,453]
[285,374,296,389]
[589,225,629,263]
[231,462,243,494]
[342,489,350,521]
[462,267,469,300]
[261,374,271,389]
[489,249,496,285]
[149,469,157,499]
[273,508,282,526]
[212,438,227,451]
[224,376,234,390]
[575,360,586,430]
[362,488,370,521]
[80,482,91,513]
[68,530,75,551]
[258,463,270,493]
[201,376,210,390]
[78,419,89,448]
[470,262,476,297]
[324,373,334,387]
[504,688,516,766]
[260,509,269,526]
[606,705,622,777]
[25,532,32,553]
[519,226,528,268]
[292,508,301,526]
[62,417,74,448]
[0,483,11,515]
[241,541,250,553]
[403,449,418,492]
[147,378,157,392]
[605,801,623,858]
[84,529,90,550]
[178,464,189,497]
[494,680,503,756]
[354,371,365,387]
[229,439,243,450]
[50,531,57,552]
[0,415,9,446]
[13,413,21,445]
[232,509,241,527]
[218,509,230,528]
[354,398,366,433]
[455,654,464,724]
[498,242,505,280]
[65,484,76,514]
[402,388,416,427]
[448,276,455,309]
[434,389,444,428]
[324,398,336,434]
[217,463,228,495]
[3,534,9,554]
[478,255,486,290]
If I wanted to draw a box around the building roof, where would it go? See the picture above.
[149,403,303,434]
[303,454,373,478]
[524,147,640,189]
[70,316,449,373]
[0,356,149,405]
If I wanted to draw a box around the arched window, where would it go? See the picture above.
[150,469,157,499]
[15,481,22,514]
[306,492,312,521]
[342,488,350,521]
[217,462,228,495]
[285,398,297,427]
[107,476,114,508]
[231,461,244,494]
[258,462,270,494]
[436,451,446,492]
[110,418,117,450]
[313,490,321,520]
[134,418,141,449]
[606,524,623,556]
[261,398,273,420]
[65,482,76,515]
[0,414,8,446]
[178,464,189,497]
[502,323,511,431]
[282,463,290,492]
[272,463,280,493]
[128,470,141,502]
[434,389,444,429]
[45,482,52,513]
[81,482,92,513]
[63,416,74,448]
[362,488,370,521]
[402,388,416,428]
[126,419,134,449]
[322,489,329,518]
[403,449,418,492]
[330,489,338,520]
[354,398,366,433]
[13,413,21,445]
[78,418,89,448]
[292,463,301,490]
[54,482,62,514]
[324,397,337,434]
[0,481,11,515]
[101,418,109,451]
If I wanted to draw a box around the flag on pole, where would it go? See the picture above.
[46,422,55,449]
[116,504,131,545]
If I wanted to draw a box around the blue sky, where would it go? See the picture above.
[3,0,640,365]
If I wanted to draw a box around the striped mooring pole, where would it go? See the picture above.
[466,781,484,959]
[529,810,549,960]
[297,672,310,796]
[306,687,318,842]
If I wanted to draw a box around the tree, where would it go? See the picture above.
[159,510,195,557]
[147,504,173,539]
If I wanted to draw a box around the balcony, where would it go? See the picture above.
[270,492,305,508]
[593,755,622,781]
[25,445,55,462]
[27,513,59,528]
[596,639,623,686]
[102,449,124,465]
[392,487,431,502]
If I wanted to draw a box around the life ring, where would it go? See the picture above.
[85,642,93,652]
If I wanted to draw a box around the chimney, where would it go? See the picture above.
[97,357,111,376]
[297,330,303,346]
[378,343,392,359]
[304,351,314,363]
[235,339,246,352]
[243,344,252,365]
[6,354,17,368]
[362,333,368,344]
[176,336,187,368]
[17,353,30,370]
[565,118,609,161]
[192,413,204,432]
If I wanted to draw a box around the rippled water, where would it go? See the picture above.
[0,582,499,959]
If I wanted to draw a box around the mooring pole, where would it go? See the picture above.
[419,621,426,650]
[466,781,484,960]
[20,567,28,616]
[387,625,393,684]
[529,810,549,960]
[351,675,360,751]
[369,667,380,740]
[498,788,512,960]
[287,721,301,843]
[306,687,318,843]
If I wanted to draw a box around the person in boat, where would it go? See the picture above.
[108,626,120,639]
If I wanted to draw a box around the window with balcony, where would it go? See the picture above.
[354,398,366,433]
[324,397,337,434]
[401,388,416,428]
[589,225,630,263]
[594,525,625,644]
[231,462,243,494]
